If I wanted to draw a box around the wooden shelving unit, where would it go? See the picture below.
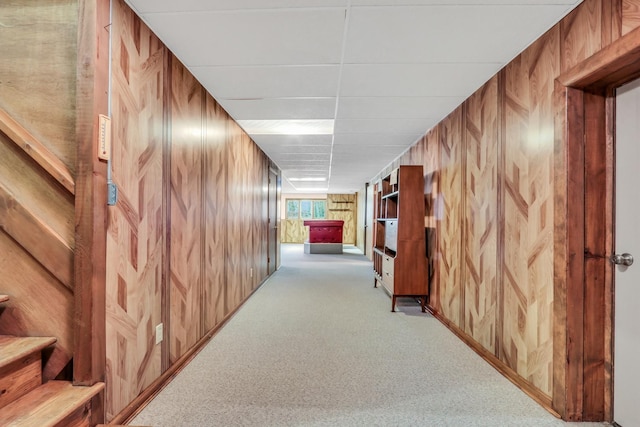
[372,165,428,312]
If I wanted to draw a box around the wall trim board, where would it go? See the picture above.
[161,44,172,376]
[553,19,640,422]
[109,275,272,425]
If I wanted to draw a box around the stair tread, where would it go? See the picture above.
[0,294,8,303]
[0,380,104,426]
[0,335,57,369]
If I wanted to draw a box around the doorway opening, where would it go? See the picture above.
[555,26,640,422]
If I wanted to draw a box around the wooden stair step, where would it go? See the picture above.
[0,335,57,369]
[0,380,104,427]
[0,335,59,408]
[0,294,8,303]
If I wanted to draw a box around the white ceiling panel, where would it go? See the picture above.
[335,118,434,135]
[337,96,465,119]
[345,5,572,64]
[141,9,346,67]
[125,0,583,193]
[126,0,348,14]
[221,98,336,120]
[352,0,577,4]
[340,63,502,97]
[334,133,422,147]
[192,66,340,99]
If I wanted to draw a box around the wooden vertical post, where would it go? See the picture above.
[74,0,109,403]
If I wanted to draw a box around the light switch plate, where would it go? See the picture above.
[155,323,163,345]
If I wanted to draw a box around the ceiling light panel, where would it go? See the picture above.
[237,119,334,135]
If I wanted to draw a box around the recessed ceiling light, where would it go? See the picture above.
[288,177,327,182]
[237,119,334,135]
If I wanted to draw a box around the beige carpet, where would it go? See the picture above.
[131,244,609,427]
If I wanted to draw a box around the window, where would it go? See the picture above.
[285,199,326,219]
[286,200,299,219]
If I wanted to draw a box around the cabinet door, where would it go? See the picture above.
[383,255,395,292]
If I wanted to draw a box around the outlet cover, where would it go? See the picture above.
[155,323,163,345]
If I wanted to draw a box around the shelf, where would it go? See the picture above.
[382,191,399,199]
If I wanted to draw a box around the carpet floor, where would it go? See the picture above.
[131,244,608,427]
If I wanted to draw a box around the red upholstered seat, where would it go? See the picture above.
[303,220,344,243]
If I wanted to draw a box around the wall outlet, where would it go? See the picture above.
[155,323,163,345]
[250,267,253,278]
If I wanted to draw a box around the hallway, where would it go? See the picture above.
[131,245,607,427]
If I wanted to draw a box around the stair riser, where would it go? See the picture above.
[0,353,42,409]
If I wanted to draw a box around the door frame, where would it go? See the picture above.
[554,25,640,421]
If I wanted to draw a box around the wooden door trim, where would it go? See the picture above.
[554,24,640,422]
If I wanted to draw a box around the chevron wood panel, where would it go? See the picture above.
[169,58,203,362]
[105,2,164,419]
[464,77,499,354]
[0,1,78,175]
[203,95,228,331]
[327,194,357,244]
[438,108,465,328]
[421,129,440,311]
[241,133,255,300]
[560,0,605,72]
[622,0,640,34]
[225,122,248,311]
[501,28,558,397]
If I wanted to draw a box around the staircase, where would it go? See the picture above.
[0,294,105,426]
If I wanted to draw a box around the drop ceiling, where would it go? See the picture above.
[123,0,583,194]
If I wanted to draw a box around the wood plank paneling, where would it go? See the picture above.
[169,58,203,362]
[438,108,464,328]
[464,77,499,354]
[106,1,164,419]
[0,0,78,175]
[501,28,558,396]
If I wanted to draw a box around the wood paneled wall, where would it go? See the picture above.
[0,0,78,381]
[327,194,357,244]
[105,0,274,420]
[105,3,164,417]
[370,0,637,418]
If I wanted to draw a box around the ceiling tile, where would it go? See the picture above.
[141,9,346,67]
[333,133,422,146]
[192,66,340,99]
[340,63,502,97]
[335,118,433,135]
[344,5,573,64]
[351,0,578,5]
[337,96,464,119]
[220,98,336,120]
[126,0,348,13]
